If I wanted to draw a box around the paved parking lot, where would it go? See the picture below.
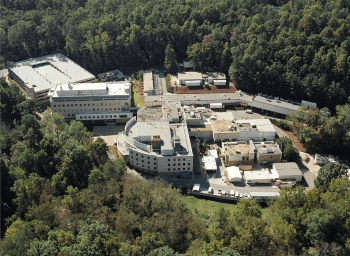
[93,124,125,145]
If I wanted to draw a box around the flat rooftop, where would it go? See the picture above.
[129,121,192,156]
[236,119,275,132]
[211,120,239,133]
[136,122,173,150]
[255,142,282,154]
[50,81,131,98]
[244,170,272,180]
[273,162,302,176]
[143,70,153,92]
[178,72,203,80]
[184,111,202,120]
[253,95,300,111]
[98,69,124,81]
[224,142,253,155]
[145,91,253,104]
[188,124,212,132]
[9,53,95,92]
[206,72,226,80]
[162,104,180,121]
[203,155,217,170]
[137,108,163,122]
[203,111,234,121]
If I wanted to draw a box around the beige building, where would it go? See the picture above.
[210,116,276,142]
[222,141,254,165]
[255,142,282,164]
[48,81,133,122]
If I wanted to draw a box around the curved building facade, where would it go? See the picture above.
[117,117,193,178]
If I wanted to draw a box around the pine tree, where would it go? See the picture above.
[164,44,177,73]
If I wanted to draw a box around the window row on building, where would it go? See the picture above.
[76,113,132,120]
[53,108,122,112]
[53,102,126,107]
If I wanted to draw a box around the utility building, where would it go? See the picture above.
[48,81,132,122]
[270,162,303,182]
[244,170,272,184]
[98,69,124,82]
[207,72,226,86]
[177,72,203,86]
[9,53,95,105]
[227,166,242,182]
[255,142,282,164]
[222,141,255,165]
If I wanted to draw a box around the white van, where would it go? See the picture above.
[231,190,235,197]
[235,191,239,198]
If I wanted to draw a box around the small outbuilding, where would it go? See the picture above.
[315,154,338,166]
[203,155,217,172]
[244,170,272,184]
[213,80,227,86]
[210,103,223,109]
[227,166,242,182]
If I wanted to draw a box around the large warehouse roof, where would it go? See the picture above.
[9,53,95,92]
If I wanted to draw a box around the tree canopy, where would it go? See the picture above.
[2,0,350,109]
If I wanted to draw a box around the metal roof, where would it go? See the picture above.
[273,162,303,176]
[9,53,95,92]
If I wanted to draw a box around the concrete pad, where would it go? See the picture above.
[93,124,125,145]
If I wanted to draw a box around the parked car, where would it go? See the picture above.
[243,194,250,199]
[227,191,230,197]
[222,191,226,196]
[208,187,213,194]
[218,190,222,196]
[231,190,235,197]
[240,193,243,198]
[235,191,239,198]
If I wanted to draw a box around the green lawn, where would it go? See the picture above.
[180,196,236,216]
[132,86,145,108]
[165,74,174,93]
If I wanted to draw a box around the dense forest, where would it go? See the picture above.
[1,77,350,255]
[2,0,350,254]
[2,0,350,108]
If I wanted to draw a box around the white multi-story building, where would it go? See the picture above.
[116,117,194,178]
[9,53,95,105]
[48,81,133,122]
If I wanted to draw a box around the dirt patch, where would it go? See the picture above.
[224,171,231,186]
[284,130,307,152]
[176,83,237,94]
[299,153,321,175]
